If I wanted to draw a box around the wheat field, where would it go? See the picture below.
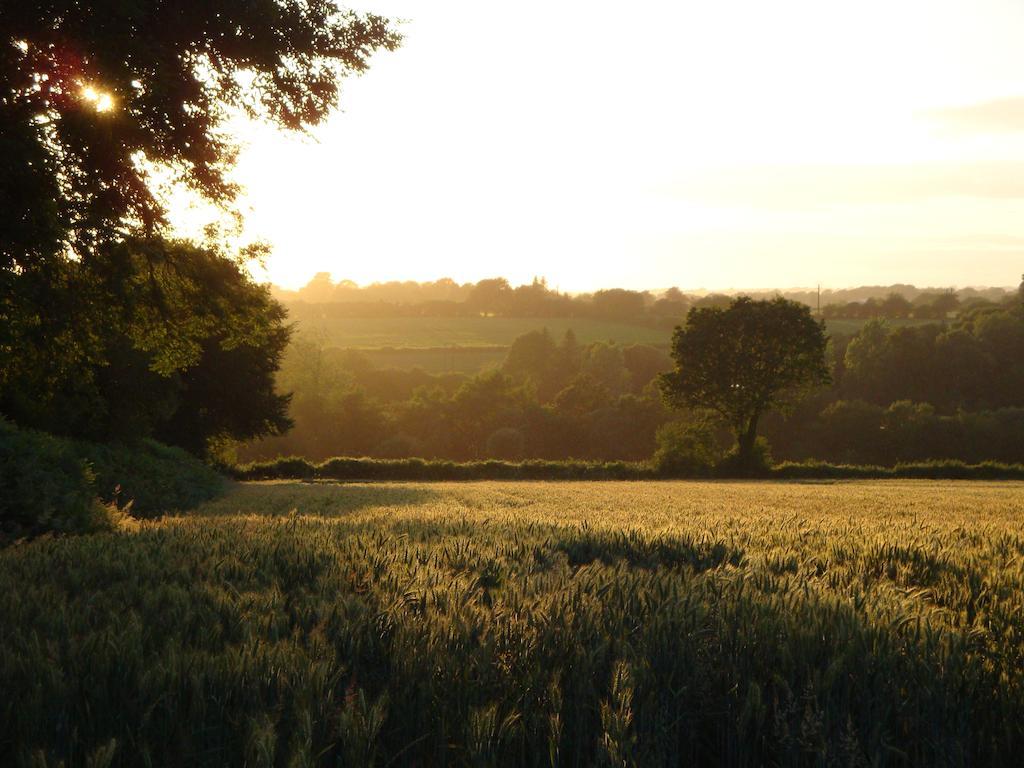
[3,480,1023,766]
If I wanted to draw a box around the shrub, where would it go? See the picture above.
[1,420,225,539]
[652,421,720,477]
[232,455,653,481]
[0,420,112,539]
[76,440,225,517]
[770,459,1024,480]
[232,456,317,481]
[716,436,773,477]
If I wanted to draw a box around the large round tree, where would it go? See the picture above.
[659,297,830,470]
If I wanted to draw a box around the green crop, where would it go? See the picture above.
[2,480,1023,766]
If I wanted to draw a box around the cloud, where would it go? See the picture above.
[659,162,1024,208]
[925,97,1024,134]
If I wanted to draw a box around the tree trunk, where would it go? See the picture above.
[736,414,761,473]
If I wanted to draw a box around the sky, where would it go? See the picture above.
[173,0,1024,292]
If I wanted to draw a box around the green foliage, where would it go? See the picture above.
[0,420,109,539]
[245,330,671,464]
[239,456,317,481]
[234,457,651,482]
[652,421,720,476]
[2,238,293,456]
[839,304,1024,410]
[232,454,1024,482]
[660,297,829,469]
[3,3,399,272]
[3,480,1024,764]
[770,459,1024,480]
[243,303,1024,468]
[0,421,224,539]
[4,0,378,456]
[77,440,225,518]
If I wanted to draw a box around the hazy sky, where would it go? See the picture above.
[175,0,1024,291]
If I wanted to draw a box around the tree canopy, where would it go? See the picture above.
[2,1,399,269]
[1,237,292,453]
[659,297,829,469]
[1,2,399,456]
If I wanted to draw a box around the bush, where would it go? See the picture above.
[1,420,225,539]
[0,420,113,539]
[76,440,225,517]
[232,455,653,481]
[770,459,1024,480]
[716,436,773,477]
[652,421,720,477]
[232,456,317,481]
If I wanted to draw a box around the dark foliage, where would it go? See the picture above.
[2,238,292,456]
[231,453,1024,482]
[1,419,224,540]
[660,297,829,469]
[2,1,398,270]
[76,438,225,517]
[233,456,653,482]
[2,0,395,459]
[0,419,105,539]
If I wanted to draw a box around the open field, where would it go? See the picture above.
[3,480,1024,765]
[289,316,934,351]
[290,316,674,349]
[286,316,936,372]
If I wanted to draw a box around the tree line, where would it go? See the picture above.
[278,273,1014,325]
[238,287,1024,469]
[3,2,1021,479]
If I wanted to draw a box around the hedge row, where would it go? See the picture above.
[232,456,655,481]
[232,455,1024,482]
[771,459,1024,480]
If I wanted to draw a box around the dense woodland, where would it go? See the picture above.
[240,279,1024,467]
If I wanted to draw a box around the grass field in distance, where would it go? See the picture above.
[3,479,1023,765]
[287,316,934,373]
[291,316,674,349]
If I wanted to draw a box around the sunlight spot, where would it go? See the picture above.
[80,84,115,113]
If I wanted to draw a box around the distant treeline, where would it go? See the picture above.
[238,295,1024,467]
[273,274,1014,324]
[240,330,672,463]
[822,291,960,320]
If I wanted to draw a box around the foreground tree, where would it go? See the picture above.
[2,2,398,451]
[2,2,399,268]
[659,297,829,470]
[1,237,292,456]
